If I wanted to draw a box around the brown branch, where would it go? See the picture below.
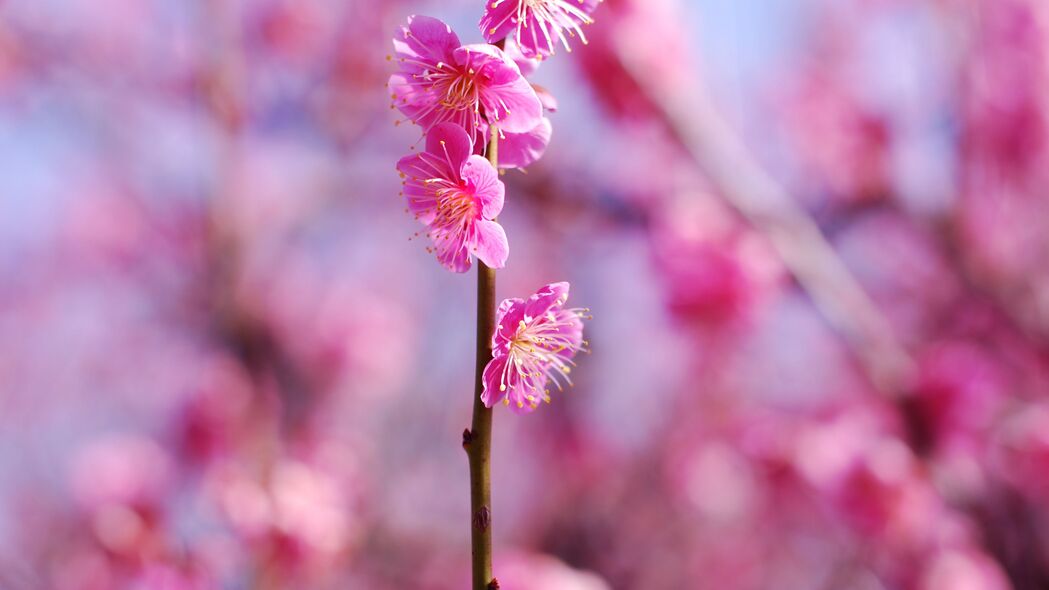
[465,129,499,590]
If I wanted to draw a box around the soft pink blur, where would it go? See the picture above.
[1,0,1048,588]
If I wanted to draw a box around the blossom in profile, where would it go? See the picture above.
[482,282,587,413]
[396,123,509,272]
[480,0,602,59]
[389,15,542,135]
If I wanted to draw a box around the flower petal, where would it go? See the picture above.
[479,0,518,46]
[472,219,509,269]
[498,117,552,169]
[507,369,546,414]
[492,298,524,350]
[461,155,504,218]
[502,36,541,77]
[480,74,543,134]
[456,45,543,134]
[396,153,439,224]
[426,123,474,175]
[481,355,508,408]
[549,310,585,360]
[435,236,472,273]
[399,15,460,63]
[388,72,423,114]
[532,84,558,112]
[524,281,570,319]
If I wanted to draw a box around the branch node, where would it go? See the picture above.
[473,505,491,533]
[462,428,474,450]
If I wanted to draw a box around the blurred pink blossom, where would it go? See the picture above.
[494,552,610,590]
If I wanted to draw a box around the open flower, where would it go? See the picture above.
[482,282,588,413]
[397,123,509,273]
[389,15,543,135]
[480,0,602,59]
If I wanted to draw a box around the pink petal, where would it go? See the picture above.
[524,281,570,319]
[479,0,518,46]
[388,72,421,111]
[456,42,509,66]
[498,117,552,169]
[481,74,543,133]
[425,123,474,174]
[472,220,509,269]
[508,392,541,414]
[533,85,558,112]
[492,298,524,350]
[502,36,541,77]
[511,0,601,58]
[481,355,508,408]
[461,155,504,218]
[549,310,585,360]
[507,370,546,414]
[435,237,472,273]
[516,13,556,58]
[400,15,460,62]
[455,45,543,134]
[396,154,439,224]
[484,355,541,413]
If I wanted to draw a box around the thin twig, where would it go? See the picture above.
[615,43,916,397]
[466,128,499,590]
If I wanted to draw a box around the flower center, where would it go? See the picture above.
[434,185,477,225]
[439,70,478,112]
[423,181,479,250]
[510,315,565,354]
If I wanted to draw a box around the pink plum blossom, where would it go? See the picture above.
[389,15,542,135]
[210,459,355,573]
[70,434,171,514]
[482,282,587,413]
[480,0,602,59]
[397,122,509,272]
[920,549,1011,590]
[494,552,611,590]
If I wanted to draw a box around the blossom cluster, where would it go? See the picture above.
[390,1,601,412]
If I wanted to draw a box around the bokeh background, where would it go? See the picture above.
[2,0,1049,588]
